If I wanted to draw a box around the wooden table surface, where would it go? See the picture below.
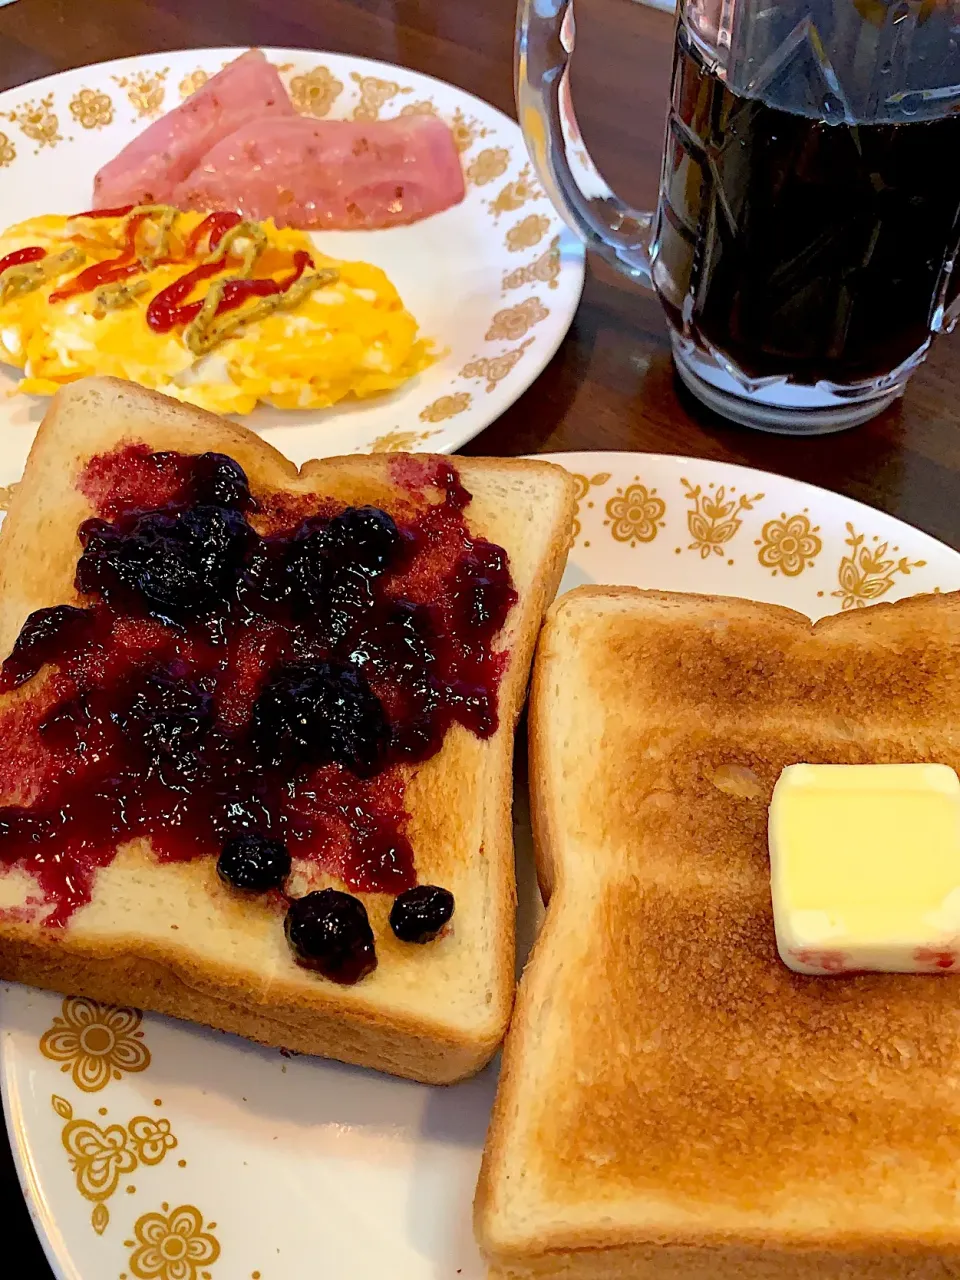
[2,0,960,1272]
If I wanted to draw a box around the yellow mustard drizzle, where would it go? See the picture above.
[184,266,340,356]
[204,221,267,275]
[93,278,152,316]
[0,247,86,304]
[137,205,179,270]
[3,208,336,354]
[181,219,320,355]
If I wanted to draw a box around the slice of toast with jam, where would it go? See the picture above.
[0,376,575,1083]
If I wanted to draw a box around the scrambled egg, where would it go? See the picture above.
[0,210,432,415]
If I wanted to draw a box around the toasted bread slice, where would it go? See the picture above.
[0,376,576,1084]
[476,586,960,1276]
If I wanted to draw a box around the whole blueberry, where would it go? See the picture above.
[389,885,454,944]
[284,889,377,983]
[217,833,291,893]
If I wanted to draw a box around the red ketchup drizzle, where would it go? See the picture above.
[144,258,234,331]
[69,205,136,220]
[146,248,313,333]
[0,449,517,926]
[184,211,243,256]
[0,246,47,275]
[49,210,153,304]
[2,208,149,288]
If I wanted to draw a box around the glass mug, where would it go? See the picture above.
[517,0,960,433]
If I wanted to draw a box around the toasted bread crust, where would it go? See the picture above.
[477,585,960,1273]
[485,1241,960,1279]
[0,377,576,1083]
[0,928,491,1082]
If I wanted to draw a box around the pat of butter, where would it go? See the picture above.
[769,763,960,975]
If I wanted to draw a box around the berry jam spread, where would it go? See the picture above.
[0,446,516,927]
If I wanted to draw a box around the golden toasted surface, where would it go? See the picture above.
[477,587,960,1274]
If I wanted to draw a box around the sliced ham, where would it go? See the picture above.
[92,50,296,209]
[170,115,466,230]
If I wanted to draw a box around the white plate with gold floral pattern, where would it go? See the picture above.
[3,451,960,1280]
[0,47,584,464]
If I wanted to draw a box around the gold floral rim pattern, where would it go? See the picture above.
[505,213,552,253]
[503,236,563,292]
[70,89,114,130]
[418,392,472,423]
[53,1094,178,1234]
[680,478,764,563]
[112,70,169,120]
[570,471,611,545]
[368,427,440,452]
[756,510,823,577]
[466,146,511,186]
[288,65,343,117]
[604,481,667,546]
[488,164,544,219]
[833,522,926,609]
[460,338,535,393]
[485,296,549,343]
[5,93,62,148]
[36,993,217,1269]
[125,1204,220,1280]
[558,471,942,605]
[40,996,151,1092]
[349,71,412,121]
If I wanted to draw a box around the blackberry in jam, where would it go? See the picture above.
[327,506,400,573]
[75,503,252,624]
[285,507,398,636]
[287,506,399,595]
[251,660,389,775]
[0,604,94,690]
[116,667,213,773]
[189,452,255,511]
[284,889,377,983]
[287,548,376,643]
[452,543,514,637]
[389,885,455,943]
[217,833,291,893]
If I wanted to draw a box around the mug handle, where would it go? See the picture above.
[516,0,656,285]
